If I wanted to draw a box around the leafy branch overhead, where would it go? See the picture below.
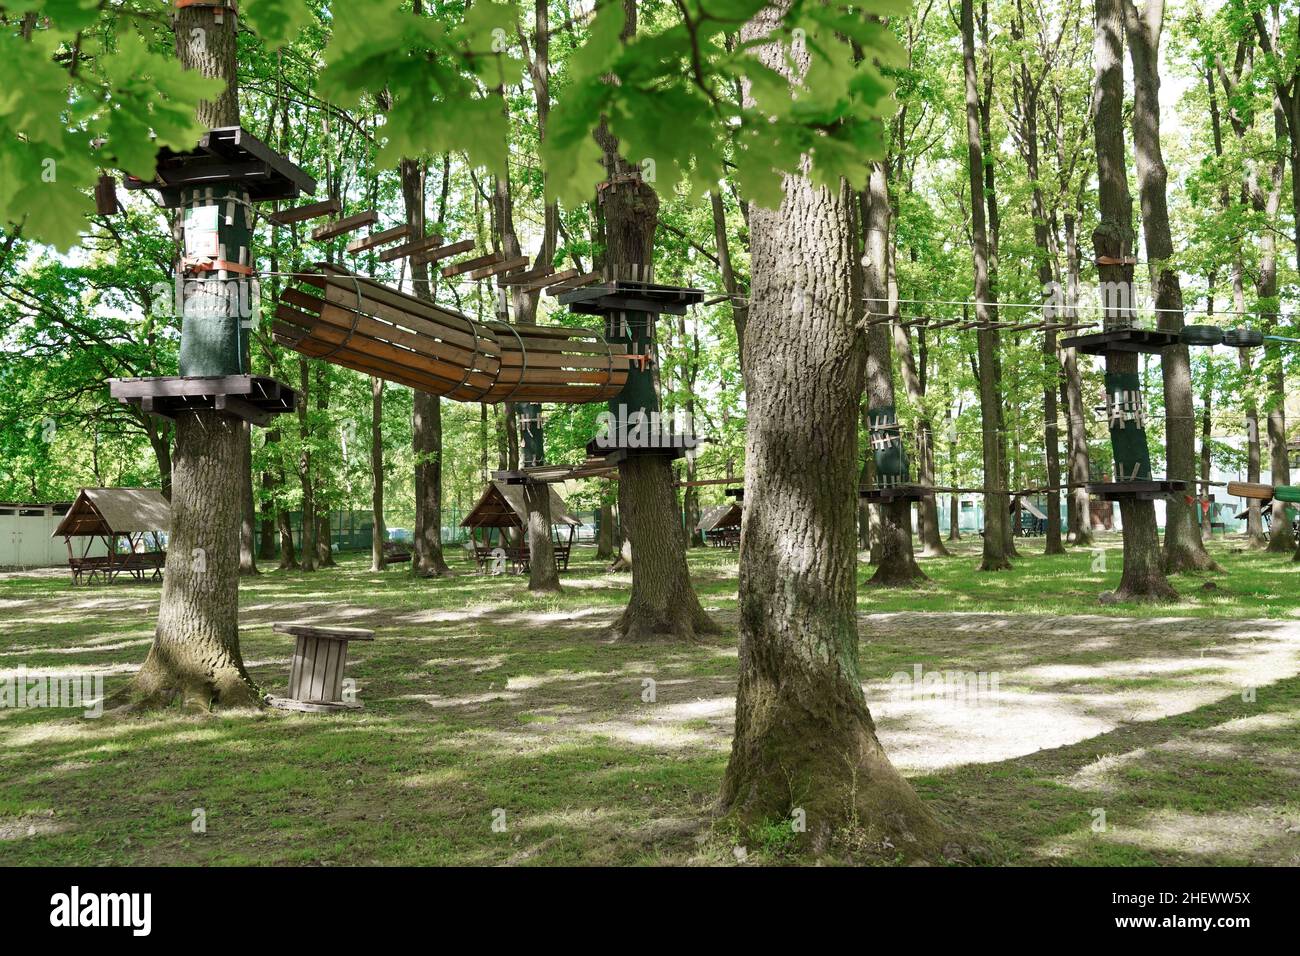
[543,0,907,209]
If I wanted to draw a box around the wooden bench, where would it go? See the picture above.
[68,551,165,585]
[381,541,411,565]
[267,623,374,714]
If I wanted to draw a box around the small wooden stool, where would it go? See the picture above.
[268,623,374,713]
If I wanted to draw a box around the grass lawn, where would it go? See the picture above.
[1,533,1298,865]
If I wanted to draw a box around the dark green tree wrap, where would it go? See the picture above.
[1104,371,1152,482]
[519,402,545,467]
[868,405,908,485]
[178,184,253,378]
[605,309,660,427]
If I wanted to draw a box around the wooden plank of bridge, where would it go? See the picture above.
[516,268,578,294]
[413,238,475,266]
[546,271,601,295]
[311,210,379,241]
[470,255,530,280]
[442,251,502,278]
[346,223,412,254]
[268,198,340,226]
[378,233,444,263]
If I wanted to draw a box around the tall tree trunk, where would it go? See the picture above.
[720,4,942,858]
[597,497,615,559]
[370,377,386,572]
[596,0,716,641]
[1094,0,1177,602]
[239,422,258,575]
[889,253,945,557]
[277,507,298,569]
[861,168,926,587]
[1060,211,1094,545]
[1249,11,1297,554]
[1125,0,1218,573]
[1012,6,1065,555]
[127,5,259,707]
[962,0,1011,570]
[297,356,316,572]
[401,155,453,577]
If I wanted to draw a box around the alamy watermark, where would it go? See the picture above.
[0,668,104,718]
[888,664,1001,708]
[594,405,699,453]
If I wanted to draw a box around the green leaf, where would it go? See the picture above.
[99,33,225,177]
[15,0,101,32]
[241,0,315,48]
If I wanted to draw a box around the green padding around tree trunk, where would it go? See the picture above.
[1104,371,1152,481]
[1275,485,1300,504]
[519,402,545,468]
[178,185,251,378]
[869,405,908,480]
[605,310,659,419]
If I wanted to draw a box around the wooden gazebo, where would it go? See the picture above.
[461,481,581,574]
[697,502,742,548]
[53,488,170,584]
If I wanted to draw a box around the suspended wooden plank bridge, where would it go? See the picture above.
[272,264,629,404]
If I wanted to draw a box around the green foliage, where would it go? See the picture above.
[242,0,316,47]
[545,0,903,209]
[317,0,522,174]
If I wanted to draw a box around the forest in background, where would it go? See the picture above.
[1,0,1296,545]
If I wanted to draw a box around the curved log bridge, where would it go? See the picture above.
[273,264,629,404]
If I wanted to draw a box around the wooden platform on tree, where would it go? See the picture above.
[859,483,932,503]
[492,457,619,484]
[558,280,707,316]
[108,375,296,426]
[123,126,317,207]
[1059,328,1181,355]
[272,264,629,404]
[1088,479,1189,501]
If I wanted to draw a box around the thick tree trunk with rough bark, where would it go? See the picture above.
[720,4,943,859]
[131,407,260,707]
[1125,0,1217,574]
[962,0,1011,571]
[126,4,260,707]
[1094,0,1177,602]
[523,482,561,592]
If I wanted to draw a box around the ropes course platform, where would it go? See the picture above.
[123,126,316,208]
[108,375,296,426]
[859,483,933,503]
[492,458,619,485]
[557,280,706,316]
[1087,479,1189,501]
[1059,328,1181,355]
[272,264,629,404]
